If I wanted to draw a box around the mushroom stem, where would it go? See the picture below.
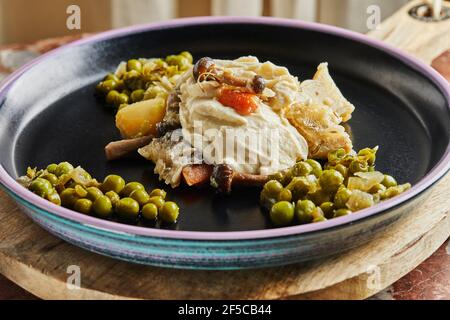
[232,172,269,186]
[211,164,269,193]
[105,135,154,161]
[193,57,266,94]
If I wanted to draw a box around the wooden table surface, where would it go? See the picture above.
[0,1,449,300]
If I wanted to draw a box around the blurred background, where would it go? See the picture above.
[0,0,412,45]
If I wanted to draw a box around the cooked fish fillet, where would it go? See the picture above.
[285,63,354,158]
[139,59,355,187]
[285,102,352,159]
[138,129,196,187]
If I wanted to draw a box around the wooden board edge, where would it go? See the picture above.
[0,252,136,300]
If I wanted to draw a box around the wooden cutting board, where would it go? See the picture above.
[0,0,449,299]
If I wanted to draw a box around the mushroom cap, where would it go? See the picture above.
[193,57,215,81]
[210,164,234,194]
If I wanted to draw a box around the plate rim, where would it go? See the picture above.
[0,16,449,241]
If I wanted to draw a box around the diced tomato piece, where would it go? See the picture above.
[217,88,258,115]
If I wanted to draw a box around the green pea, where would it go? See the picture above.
[142,203,158,221]
[130,189,150,207]
[95,83,106,96]
[369,183,386,194]
[74,198,93,215]
[86,187,103,202]
[148,196,165,210]
[166,55,190,70]
[309,190,333,206]
[328,148,346,164]
[106,90,120,106]
[29,178,53,198]
[60,188,79,208]
[320,202,335,219]
[295,200,316,224]
[105,191,120,206]
[149,189,167,199]
[358,148,376,166]
[382,175,397,188]
[130,89,145,103]
[338,155,352,167]
[102,175,126,194]
[179,51,193,64]
[292,161,312,177]
[74,184,88,198]
[41,173,58,186]
[121,182,145,197]
[65,180,78,189]
[269,201,294,226]
[383,188,399,199]
[116,197,140,220]
[117,93,129,105]
[127,59,142,72]
[381,183,411,200]
[80,170,92,181]
[263,180,283,198]
[56,173,70,188]
[286,176,312,200]
[99,80,119,94]
[116,80,126,91]
[319,169,344,192]
[93,195,113,218]
[305,159,323,177]
[46,192,61,206]
[334,164,348,179]
[334,187,352,208]
[269,172,285,184]
[349,160,368,174]
[313,215,327,223]
[282,169,295,185]
[121,89,131,96]
[46,164,58,174]
[55,162,74,177]
[144,85,165,99]
[334,209,352,218]
[277,188,292,202]
[123,70,143,90]
[160,201,180,224]
[104,73,120,82]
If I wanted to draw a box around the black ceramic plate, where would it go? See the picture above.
[0,17,448,269]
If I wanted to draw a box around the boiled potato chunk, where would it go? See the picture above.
[116,98,166,139]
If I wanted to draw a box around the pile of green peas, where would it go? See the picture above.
[95,52,193,111]
[260,147,411,227]
[20,162,180,225]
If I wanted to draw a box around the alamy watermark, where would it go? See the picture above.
[67,265,81,290]
[66,5,81,30]
[366,265,382,291]
[171,122,284,169]
[366,5,381,31]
